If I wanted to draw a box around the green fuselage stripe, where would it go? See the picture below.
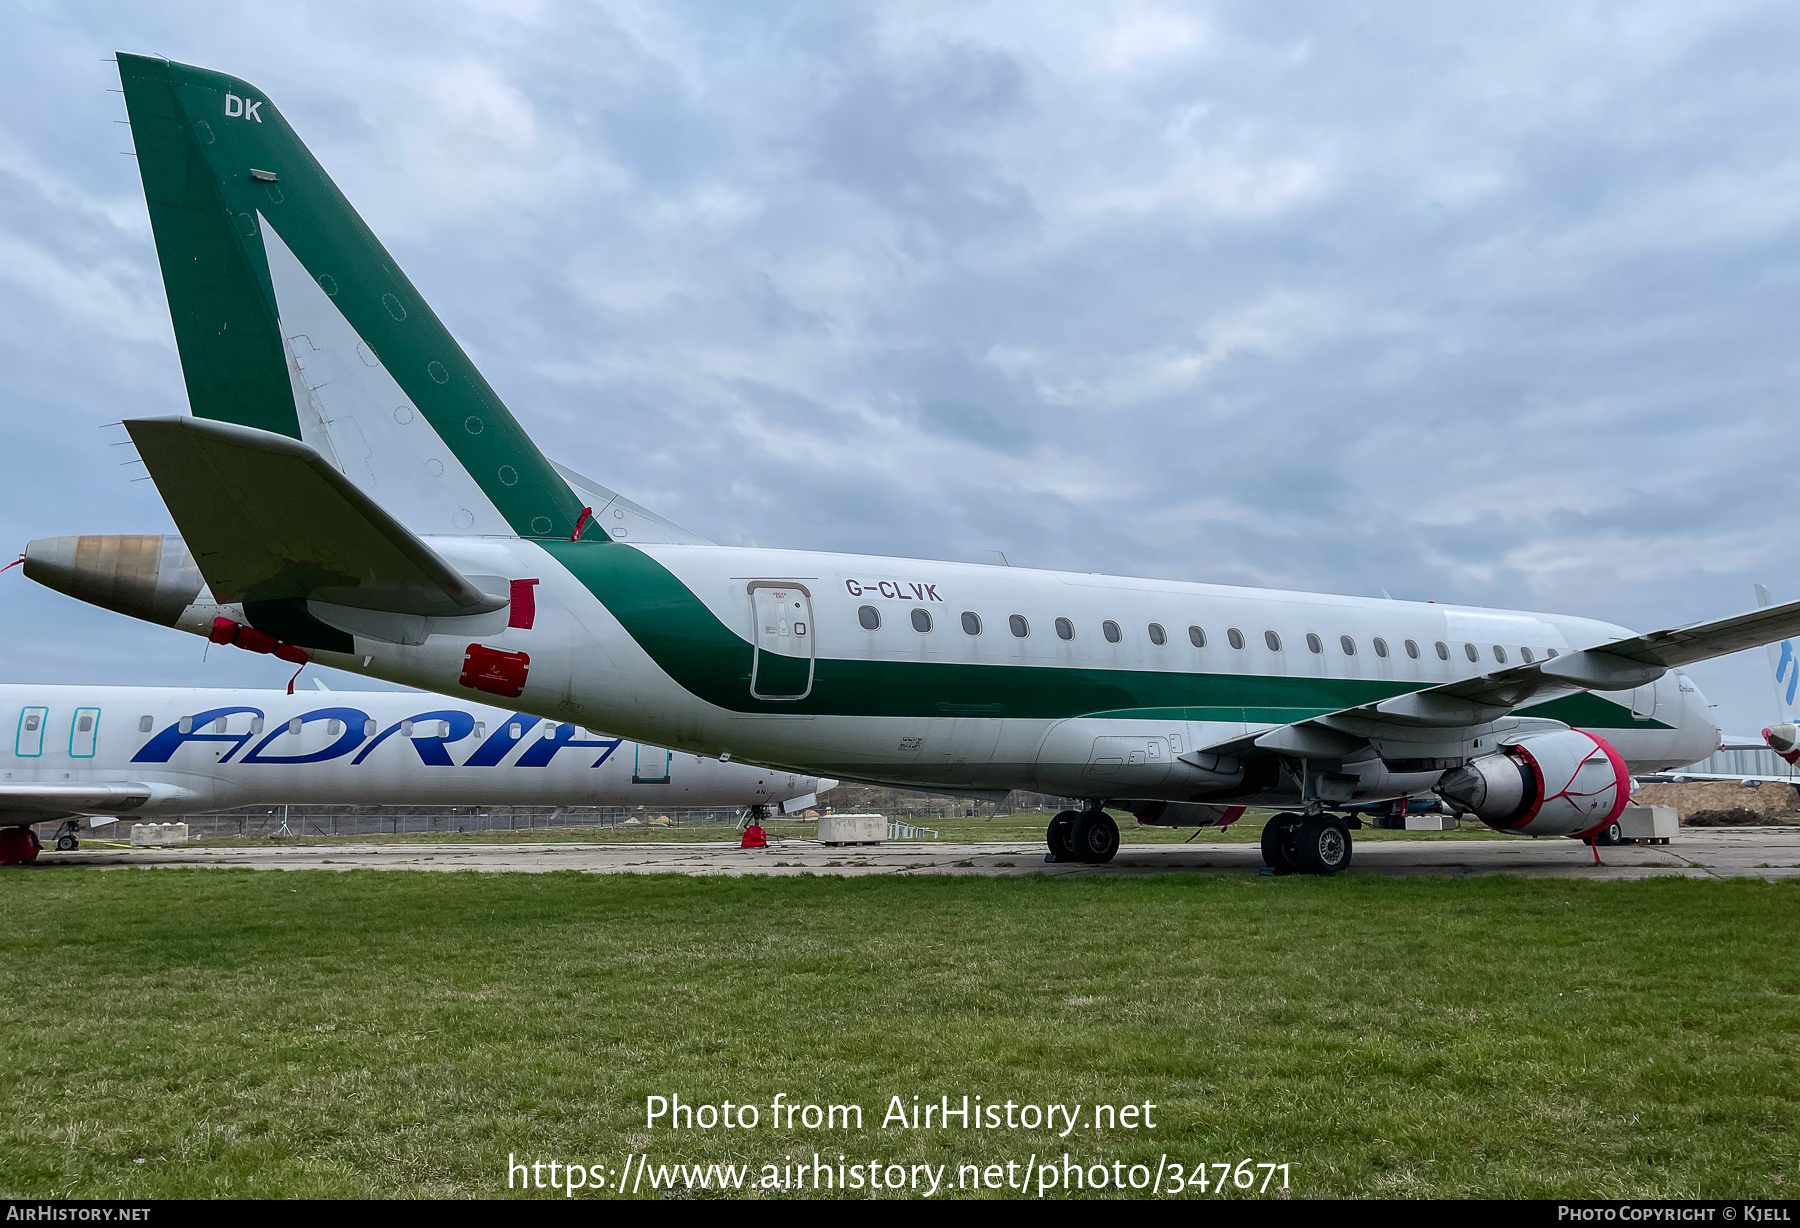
[542,543,1667,729]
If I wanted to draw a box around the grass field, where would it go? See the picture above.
[2,867,1795,1199]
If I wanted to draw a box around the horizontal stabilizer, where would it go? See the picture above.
[126,416,508,624]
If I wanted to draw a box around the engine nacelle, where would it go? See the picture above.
[1434,729,1629,838]
[1765,724,1800,765]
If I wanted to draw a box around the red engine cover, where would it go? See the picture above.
[460,643,530,698]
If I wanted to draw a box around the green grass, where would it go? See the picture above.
[2,868,1794,1199]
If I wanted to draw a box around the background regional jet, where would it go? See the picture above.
[26,53,1800,875]
[0,684,826,863]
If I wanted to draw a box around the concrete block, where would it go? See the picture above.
[818,813,884,845]
[1619,804,1677,842]
[1404,814,1458,831]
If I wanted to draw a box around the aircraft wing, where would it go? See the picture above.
[0,782,155,823]
[126,416,508,619]
[1196,597,1800,761]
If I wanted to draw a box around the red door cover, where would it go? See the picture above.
[509,578,539,629]
[460,644,530,698]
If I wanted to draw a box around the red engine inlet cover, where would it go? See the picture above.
[1508,729,1631,839]
[460,643,530,698]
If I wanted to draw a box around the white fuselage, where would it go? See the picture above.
[169,542,1723,810]
[0,683,826,822]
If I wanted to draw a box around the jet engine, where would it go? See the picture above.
[1433,729,1629,838]
[1765,724,1800,765]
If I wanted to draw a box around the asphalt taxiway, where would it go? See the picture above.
[27,827,1800,880]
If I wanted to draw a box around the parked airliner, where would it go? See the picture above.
[26,54,1800,875]
[0,684,826,863]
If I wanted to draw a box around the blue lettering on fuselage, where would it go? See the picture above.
[132,708,630,769]
[240,707,373,764]
[131,706,265,763]
[515,723,622,768]
[463,713,541,767]
[352,710,478,766]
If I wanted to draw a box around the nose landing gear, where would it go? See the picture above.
[1045,805,1120,864]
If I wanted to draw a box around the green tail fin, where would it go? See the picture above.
[117,52,586,540]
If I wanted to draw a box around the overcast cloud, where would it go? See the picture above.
[3,1,1799,733]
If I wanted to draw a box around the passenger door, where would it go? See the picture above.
[70,707,100,758]
[15,707,47,757]
[748,583,815,700]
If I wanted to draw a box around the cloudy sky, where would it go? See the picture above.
[3,1,1799,735]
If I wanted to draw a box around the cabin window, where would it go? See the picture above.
[177,717,192,735]
[1435,641,1450,660]
[1373,637,1389,658]
[1340,635,1357,656]
[364,719,378,737]
[1404,639,1420,659]
[1188,626,1206,648]
[1463,643,1479,663]
[213,718,228,733]
[138,715,153,733]
[473,722,486,738]
[1546,647,1558,658]
[1055,617,1074,641]
[911,608,932,633]
[1227,627,1245,650]
[1306,633,1323,654]
[1264,630,1282,652]
[76,714,93,733]
[401,720,415,737]
[1520,646,1534,664]
[961,612,982,636]
[1009,614,1029,638]
[1102,620,1122,643]
[1148,623,1167,646]
[857,605,880,630]
[328,719,344,736]
[289,718,303,735]
[1493,645,1507,664]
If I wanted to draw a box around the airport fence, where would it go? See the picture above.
[166,804,755,840]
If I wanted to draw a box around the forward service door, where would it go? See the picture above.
[749,583,815,701]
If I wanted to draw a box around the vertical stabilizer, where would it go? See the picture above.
[1756,584,1800,723]
[116,53,585,540]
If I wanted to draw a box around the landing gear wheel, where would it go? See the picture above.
[1070,810,1120,864]
[0,827,40,866]
[1294,815,1352,876]
[1595,820,1624,846]
[1045,810,1080,862]
[1260,812,1303,874]
[56,833,79,851]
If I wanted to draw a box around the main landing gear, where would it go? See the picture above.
[1046,805,1120,865]
[0,826,43,866]
[1260,812,1352,876]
